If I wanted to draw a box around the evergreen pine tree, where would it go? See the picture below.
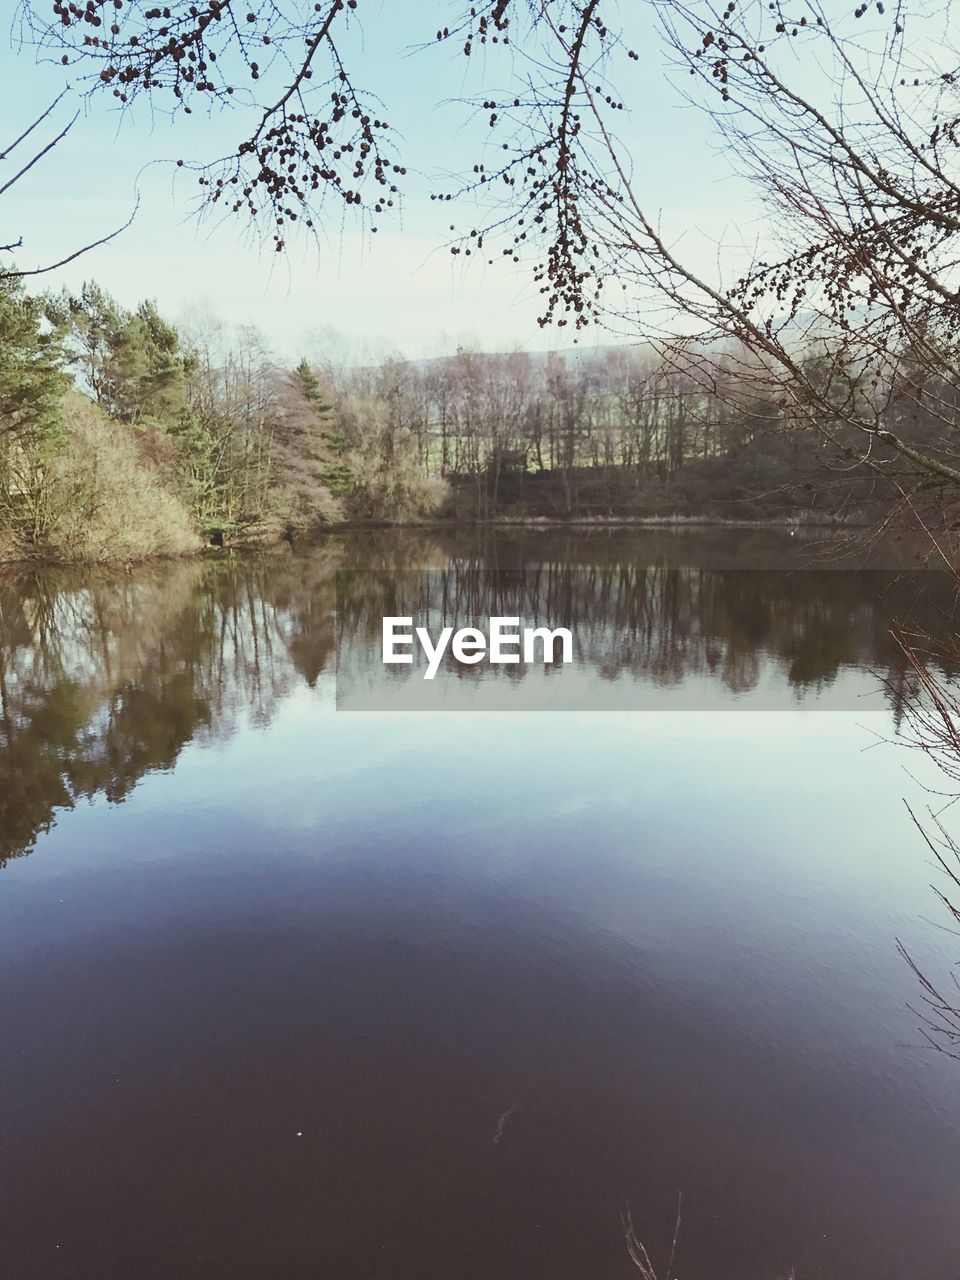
[0,275,67,452]
[295,357,352,495]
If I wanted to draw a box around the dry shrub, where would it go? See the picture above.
[43,393,201,563]
[336,393,449,523]
[273,472,344,534]
[346,468,448,524]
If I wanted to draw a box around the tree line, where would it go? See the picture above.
[332,340,951,522]
[0,275,353,561]
[4,268,955,561]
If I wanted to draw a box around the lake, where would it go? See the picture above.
[1,527,959,1280]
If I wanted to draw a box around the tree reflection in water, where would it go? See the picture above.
[1,529,954,865]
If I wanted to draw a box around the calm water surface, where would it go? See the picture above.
[2,529,959,1280]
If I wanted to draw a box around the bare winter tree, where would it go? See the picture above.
[1,89,135,280]
[591,0,960,501]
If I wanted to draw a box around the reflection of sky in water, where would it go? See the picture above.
[3,542,960,1279]
[13,687,954,1062]
[7,698,960,1213]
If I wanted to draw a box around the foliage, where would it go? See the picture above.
[0,275,66,446]
[326,343,896,522]
[336,392,448,522]
[0,274,68,544]
[295,357,353,496]
[47,282,197,427]
[0,279,369,558]
[268,359,347,532]
[38,392,200,562]
[0,269,936,562]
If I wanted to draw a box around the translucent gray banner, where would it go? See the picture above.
[335,567,957,712]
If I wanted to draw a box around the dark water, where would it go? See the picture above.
[2,528,960,1280]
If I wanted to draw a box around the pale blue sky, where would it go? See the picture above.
[1,4,752,359]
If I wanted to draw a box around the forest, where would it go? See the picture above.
[0,271,947,563]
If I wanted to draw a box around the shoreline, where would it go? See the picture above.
[0,514,865,570]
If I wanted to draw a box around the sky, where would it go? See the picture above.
[1,3,757,361]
